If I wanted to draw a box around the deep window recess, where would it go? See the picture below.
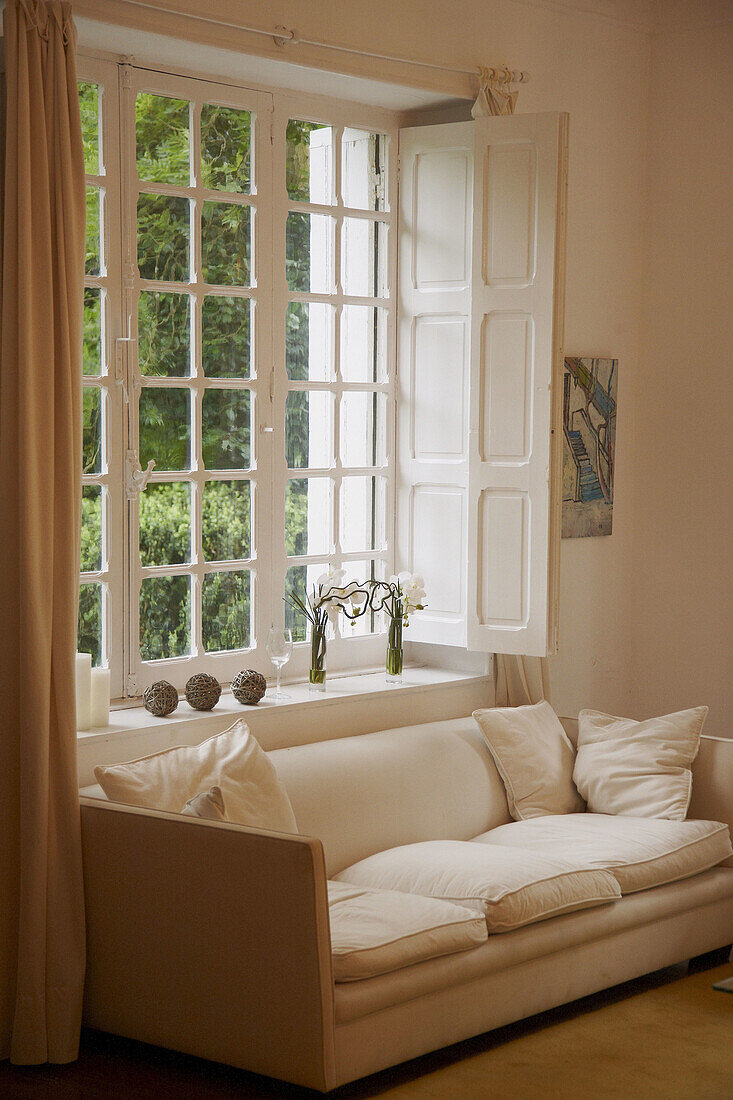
[76,60,397,697]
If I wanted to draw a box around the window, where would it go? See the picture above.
[76,61,397,695]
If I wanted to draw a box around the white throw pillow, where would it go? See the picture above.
[334,840,620,933]
[472,813,732,894]
[181,785,227,821]
[94,719,298,833]
[573,706,708,819]
[473,701,584,819]
[327,881,487,981]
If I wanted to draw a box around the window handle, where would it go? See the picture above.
[125,449,155,499]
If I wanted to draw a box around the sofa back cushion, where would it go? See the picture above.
[269,718,510,875]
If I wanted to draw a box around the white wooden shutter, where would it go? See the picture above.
[397,113,568,655]
[466,112,567,656]
[396,122,474,646]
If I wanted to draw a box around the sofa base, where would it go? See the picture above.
[330,871,733,1089]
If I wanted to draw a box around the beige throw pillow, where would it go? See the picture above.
[473,701,585,820]
[181,785,227,821]
[573,706,708,820]
[95,719,298,833]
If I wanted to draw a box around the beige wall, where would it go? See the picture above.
[73,0,731,727]
[626,19,733,730]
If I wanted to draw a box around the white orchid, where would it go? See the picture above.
[391,571,427,615]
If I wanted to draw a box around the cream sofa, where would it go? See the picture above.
[79,716,733,1092]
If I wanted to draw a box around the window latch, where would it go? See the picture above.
[125,449,155,500]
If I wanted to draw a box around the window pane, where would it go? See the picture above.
[285,562,328,642]
[85,186,101,275]
[342,129,387,211]
[286,212,334,293]
[202,570,251,652]
[78,582,102,666]
[344,559,386,636]
[202,389,251,469]
[202,297,251,379]
[139,291,190,377]
[202,201,251,286]
[340,391,387,468]
[82,387,102,474]
[342,218,388,297]
[83,288,103,376]
[201,103,251,193]
[139,482,191,567]
[136,93,190,184]
[203,480,251,561]
[137,194,190,282]
[286,390,334,469]
[285,478,332,556]
[341,305,387,382]
[139,388,190,471]
[286,302,333,381]
[140,575,191,660]
[81,485,102,572]
[286,119,334,203]
[79,81,99,175]
[340,475,387,552]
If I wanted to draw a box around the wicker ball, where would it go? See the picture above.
[231,669,267,706]
[185,672,221,711]
[143,680,179,717]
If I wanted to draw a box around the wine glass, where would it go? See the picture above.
[266,627,293,701]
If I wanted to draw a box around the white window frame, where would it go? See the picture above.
[78,56,398,698]
[79,56,125,700]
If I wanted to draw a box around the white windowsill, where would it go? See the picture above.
[76,664,489,746]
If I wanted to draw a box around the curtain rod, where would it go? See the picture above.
[113,0,529,84]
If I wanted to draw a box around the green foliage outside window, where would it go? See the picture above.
[79,88,336,668]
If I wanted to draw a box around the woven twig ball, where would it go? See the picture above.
[232,669,267,706]
[185,672,221,711]
[143,680,179,717]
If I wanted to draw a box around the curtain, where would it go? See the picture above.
[0,0,86,1064]
[494,655,551,707]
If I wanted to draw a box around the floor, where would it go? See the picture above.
[1,959,731,1099]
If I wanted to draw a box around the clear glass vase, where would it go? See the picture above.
[309,623,327,692]
[386,612,403,684]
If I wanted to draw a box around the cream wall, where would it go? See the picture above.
[626,19,733,729]
[72,1,731,726]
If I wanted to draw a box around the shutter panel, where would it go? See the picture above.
[396,113,567,655]
[466,112,568,656]
[396,122,473,645]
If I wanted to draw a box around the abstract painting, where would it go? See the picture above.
[562,357,617,538]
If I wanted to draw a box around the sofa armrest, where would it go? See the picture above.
[690,736,733,864]
[80,799,335,1092]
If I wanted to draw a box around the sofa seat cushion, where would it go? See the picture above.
[334,841,620,933]
[327,881,487,982]
[472,814,733,894]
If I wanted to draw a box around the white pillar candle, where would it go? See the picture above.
[90,667,111,728]
[75,652,92,731]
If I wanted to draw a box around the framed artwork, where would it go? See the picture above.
[562,357,617,538]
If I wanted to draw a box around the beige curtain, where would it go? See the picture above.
[0,0,86,1064]
[494,655,551,707]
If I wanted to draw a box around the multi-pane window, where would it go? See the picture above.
[280,118,392,644]
[76,61,395,696]
[78,65,125,697]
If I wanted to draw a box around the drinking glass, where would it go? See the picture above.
[266,627,293,701]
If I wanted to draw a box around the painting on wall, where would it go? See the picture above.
[562,357,617,538]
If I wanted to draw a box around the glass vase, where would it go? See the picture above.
[386,613,403,684]
[309,623,327,692]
